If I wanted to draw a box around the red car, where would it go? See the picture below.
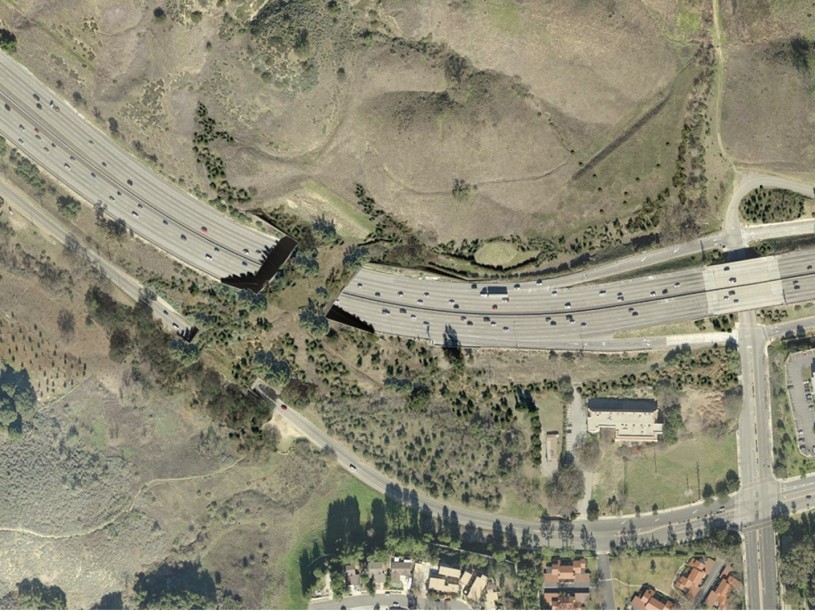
[280,404,288,410]
[200,226,208,232]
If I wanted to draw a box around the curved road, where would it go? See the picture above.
[0,51,277,281]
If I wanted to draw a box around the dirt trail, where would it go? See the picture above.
[711,0,733,168]
[0,457,245,541]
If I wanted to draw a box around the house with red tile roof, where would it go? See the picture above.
[703,565,742,609]
[542,557,591,610]
[630,585,677,610]
[675,556,716,599]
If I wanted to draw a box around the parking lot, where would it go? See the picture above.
[785,351,815,457]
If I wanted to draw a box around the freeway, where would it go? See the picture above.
[456,172,812,293]
[0,51,277,281]
[336,250,815,349]
[0,177,192,334]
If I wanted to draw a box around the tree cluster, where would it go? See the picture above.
[0,28,16,53]
[579,344,741,396]
[56,195,82,219]
[253,349,291,387]
[740,187,806,224]
[778,510,815,608]
[193,103,251,207]
[0,363,37,434]
[544,459,585,516]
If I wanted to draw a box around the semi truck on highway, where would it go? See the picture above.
[480,286,508,297]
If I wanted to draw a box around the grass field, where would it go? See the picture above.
[611,553,683,607]
[281,476,382,609]
[613,320,702,339]
[474,241,538,268]
[592,435,737,515]
[537,390,566,434]
[500,486,543,521]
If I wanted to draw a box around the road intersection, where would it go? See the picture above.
[2,46,813,610]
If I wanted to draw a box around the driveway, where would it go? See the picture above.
[565,388,586,453]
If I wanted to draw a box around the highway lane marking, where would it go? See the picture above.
[0,80,273,268]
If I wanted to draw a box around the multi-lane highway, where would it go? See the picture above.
[0,52,278,280]
[0,177,191,334]
[336,250,815,349]
[328,171,815,608]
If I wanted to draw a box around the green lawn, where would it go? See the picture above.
[536,390,565,434]
[592,435,737,515]
[501,484,542,521]
[280,474,382,609]
[611,554,684,608]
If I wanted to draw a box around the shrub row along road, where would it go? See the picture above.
[0,176,191,334]
[0,51,277,280]
[264,381,815,553]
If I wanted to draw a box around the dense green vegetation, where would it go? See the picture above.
[661,403,683,444]
[740,187,808,224]
[778,510,815,608]
[1,578,67,610]
[133,561,228,609]
[10,149,51,195]
[56,195,81,220]
[0,363,37,435]
[253,349,291,387]
[0,28,16,53]
[544,459,585,516]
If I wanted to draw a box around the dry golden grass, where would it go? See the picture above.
[0,0,708,247]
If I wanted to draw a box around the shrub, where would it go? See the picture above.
[169,339,199,366]
[56,195,81,219]
[0,28,17,53]
[253,350,291,387]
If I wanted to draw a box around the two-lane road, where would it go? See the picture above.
[0,177,191,334]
